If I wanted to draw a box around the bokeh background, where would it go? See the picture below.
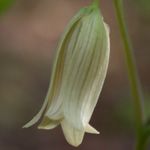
[0,0,150,150]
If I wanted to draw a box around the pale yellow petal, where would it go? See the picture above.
[38,116,61,130]
[85,124,100,134]
[23,7,86,128]
[45,19,83,120]
[62,8,110,131]
[82,22,110,127]
[61,119,85,147]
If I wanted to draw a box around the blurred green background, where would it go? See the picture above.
[0,0,150,149]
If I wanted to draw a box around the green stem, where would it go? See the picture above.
[113,0,147,149]
[91,0,100,6]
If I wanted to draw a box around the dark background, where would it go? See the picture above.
[0,0,150,149]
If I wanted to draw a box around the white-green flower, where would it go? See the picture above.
[23,4,110,147]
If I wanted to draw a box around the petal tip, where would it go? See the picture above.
[85,124,100,134]
[67,139,83,147]
[22,123,31,128]
[38,125,52,130]
[22,125,26,129]
[37,126,43,129]
[61,120,85,147]
[72,143,81,147]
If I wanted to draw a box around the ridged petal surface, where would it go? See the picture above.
[62,8,110,131]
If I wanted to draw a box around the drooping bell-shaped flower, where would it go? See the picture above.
[23,3,110,147]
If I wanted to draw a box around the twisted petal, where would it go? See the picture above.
[23,7,88,128]
[45,18,83,120]
[62,9,110,131]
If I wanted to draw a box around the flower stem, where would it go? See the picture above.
[91,0,100,6]
[113,0,147,149]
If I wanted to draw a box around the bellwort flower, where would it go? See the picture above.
[23,3,110,147]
